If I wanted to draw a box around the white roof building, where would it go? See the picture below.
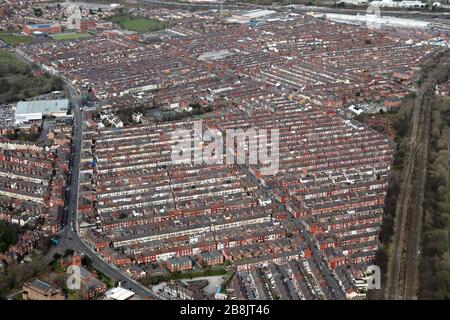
[348,105,364,115]
[322,12,430,29]
[369,0,426,7]
[227,9,277,24]
[15,99,70,125]
[104,287,135,300]
[241,9,277,19]
[338,0,369,4]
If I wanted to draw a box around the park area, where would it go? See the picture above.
[0,49,64,104]
[50,33,92,41]
[112,16,168,33]
[0,32,32,46]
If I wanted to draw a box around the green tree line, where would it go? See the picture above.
[140,266,227,286]
[0,221,19,254]
[419,95,450,299]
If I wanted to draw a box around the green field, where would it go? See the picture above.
[0,49,63,104]
[0,49,28,73]
[50,33,92,41]
[113,16,167,33]
[0,32,33,46]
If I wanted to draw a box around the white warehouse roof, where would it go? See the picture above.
[105,287,135,300]
[16,99,69,116]
[241,9,276,19]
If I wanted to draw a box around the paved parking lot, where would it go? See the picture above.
[0,105,15,127]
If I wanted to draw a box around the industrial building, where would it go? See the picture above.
[104,287,136,300]
[15,99,70,125]
[23,23,62,35]
[22,279,65,300]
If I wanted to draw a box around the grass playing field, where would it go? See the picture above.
[0,32,33,46]
[114,17,167,33]
[50,33,92,41]
[0,49,27,70]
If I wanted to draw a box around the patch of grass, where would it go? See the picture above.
[220,271,235,293]
[49,259,64,273]
[0,32,33,46]
[94,269,114,288]
[0,49,28,70]
[50,33,92,41]
[140,265,227,286]
[67,290,79,300]
[13,131,40,142]
[113,16,167,33]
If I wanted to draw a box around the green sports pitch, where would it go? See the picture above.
[50,33,92,41]
[0,32,33,46]
[115,17,167,33]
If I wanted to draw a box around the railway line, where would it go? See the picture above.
[387,53,450,300]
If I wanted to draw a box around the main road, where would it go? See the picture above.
[8,47,159,299]
[61,81,160,299]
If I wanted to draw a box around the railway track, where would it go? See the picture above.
[386,86,428,300]
[402,92,432,299]
[387,54,450,300]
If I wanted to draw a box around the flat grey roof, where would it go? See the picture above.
[16,99,69,115]
[31,279,54,293]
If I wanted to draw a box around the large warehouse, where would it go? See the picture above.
[15,99,70,125]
